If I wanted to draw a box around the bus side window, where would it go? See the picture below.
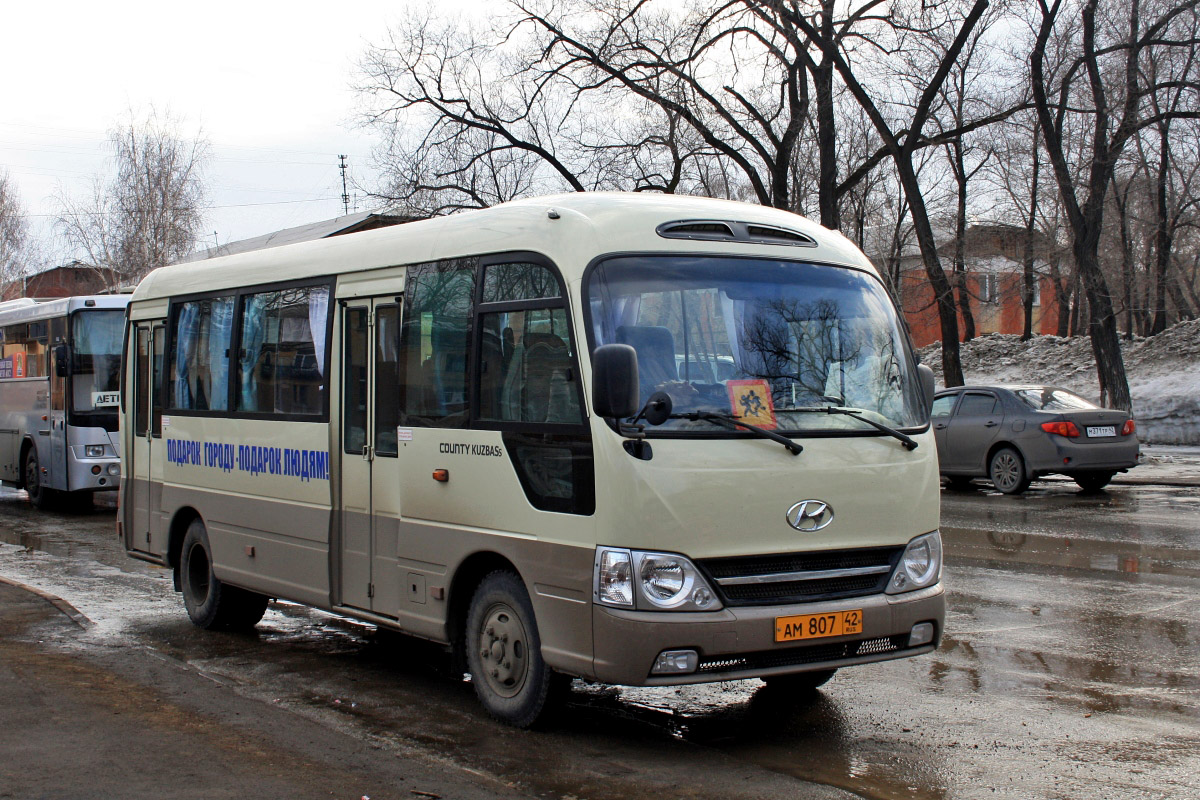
[398,260,476,428]
[135,328,150,436]
[170,296,234,411]
[479,308,581,424]
[237,285,329,416]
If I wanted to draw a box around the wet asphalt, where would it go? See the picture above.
[0,460,1197,800]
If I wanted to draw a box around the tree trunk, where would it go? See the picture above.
[1151,126,1171,335]
[1022,127,1040,341]
[953,143,976,340]
[814,2,839,230]
[896,158,964,385]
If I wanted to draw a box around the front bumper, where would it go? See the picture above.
[592,583,945,686]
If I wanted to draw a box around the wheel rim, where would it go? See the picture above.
[992,452,1019,491]
[477,601,530,699]
[185,541,211,605]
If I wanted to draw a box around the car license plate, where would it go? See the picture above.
[1087,425,1116,438]
[775,609,863,643]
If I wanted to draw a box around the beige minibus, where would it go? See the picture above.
[121,192,944,727]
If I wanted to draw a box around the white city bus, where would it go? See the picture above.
[0,295,128,508]
[120,193,944,726]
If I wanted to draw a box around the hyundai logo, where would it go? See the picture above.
[786,500,834,532]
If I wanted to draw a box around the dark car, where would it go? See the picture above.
[932,385,1140,494]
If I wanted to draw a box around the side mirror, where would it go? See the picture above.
[917,363,936,419]
[591,344,640,419]
[54,345,70,378]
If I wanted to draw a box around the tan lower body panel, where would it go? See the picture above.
[592,584,945,686]
[388,520,597,679]
[161,484,332,608]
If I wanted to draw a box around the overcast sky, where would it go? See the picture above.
[1,0,430,266]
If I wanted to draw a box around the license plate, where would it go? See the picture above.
[775,609,863,643]
[1087,425,1116,438]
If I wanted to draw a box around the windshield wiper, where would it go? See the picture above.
[787,406,919,451]
[669,411,803,456]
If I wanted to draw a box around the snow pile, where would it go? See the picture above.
[917,318,1200,445]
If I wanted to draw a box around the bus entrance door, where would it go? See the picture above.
[129,323,165,556]
[339,299,403,616]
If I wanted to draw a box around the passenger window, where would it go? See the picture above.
[479,308,582,424]
[482,263,561,302]
[170,296,235,411]
[956,393,998,416]
[374,305,400,455]
[343,308,368,455]
[134,328,150,436]
[398,260,476,427]
[0,322,47,378]
[236,286,329,416]
[931,395,955,418]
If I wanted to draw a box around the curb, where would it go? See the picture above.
[0,575,93,629]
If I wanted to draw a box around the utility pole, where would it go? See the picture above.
[338,155,350,216]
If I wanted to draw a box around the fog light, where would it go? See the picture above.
[91,465,102,475]
[908,622,935,647]
[107,464,120,476]
[651,649,698,675]
[85,445,104,458]
[691,586,714,608]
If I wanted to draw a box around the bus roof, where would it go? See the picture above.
[0,295,130,326]
[131,192,878,303]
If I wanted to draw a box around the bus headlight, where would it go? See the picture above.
[85,445,105,458]
[594,547,722,611]
[886,531,943,594]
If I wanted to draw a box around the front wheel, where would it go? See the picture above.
[1074,471,1115,492]
[989,447,1031,495]
[466,571,555,728]
[179,519,268,631]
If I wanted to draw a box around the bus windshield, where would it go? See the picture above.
[586,255,925,433]
[71,310,124,414]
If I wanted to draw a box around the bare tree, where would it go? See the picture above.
[0,170,31,299]
[1030,0,1200,409]
[56,109,209,289]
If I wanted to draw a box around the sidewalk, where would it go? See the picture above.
[1119,444,1200,487]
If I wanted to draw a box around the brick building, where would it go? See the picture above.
[2,261,116,302]
[875,224,1063,348]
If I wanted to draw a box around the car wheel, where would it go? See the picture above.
[763,669,837,695]
[23,447,58,510]
[466,570,555,728]
[180,519,269,631]
[945,475,974,490]
[989,447,1030,494]
[1074,471,1115,492]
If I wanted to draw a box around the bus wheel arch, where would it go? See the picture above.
[17,438,34,491]
[447,551,521,666]
[167,507,203,591]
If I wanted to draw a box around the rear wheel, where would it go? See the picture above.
[1074,471,1115,492]
[466,570,556,728]
[763,669,837,694]
[180,519,268,631]
[989,447,1030,495]
[23,447,58,510]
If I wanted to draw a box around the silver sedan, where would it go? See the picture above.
[932,384,1140,493]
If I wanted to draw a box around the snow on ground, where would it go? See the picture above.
[917,318,1200,445]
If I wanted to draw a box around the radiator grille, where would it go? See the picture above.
[699,546,902,606]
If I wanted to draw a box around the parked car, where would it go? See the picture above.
[931,384,1140,493]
